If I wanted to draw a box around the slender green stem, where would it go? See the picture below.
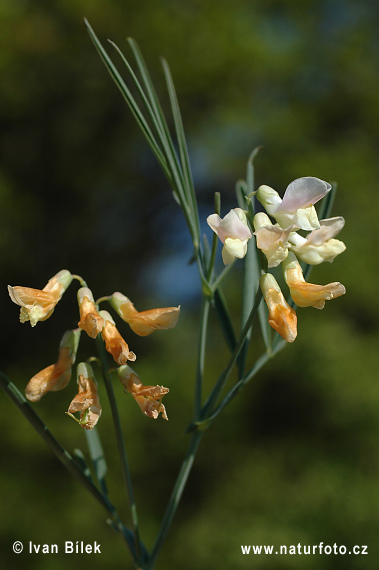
[206,338,286,424]
[147,430,204,569]
[71,274,88,287]
[210,261,236,293]
[96,295,111,306]
[202,287,262,418]
[237,239,258,376]
[193,297,211,420]
[0,371,136,555]
[213,289,237,353]
[206,234,218,283]
[95,336,143,566]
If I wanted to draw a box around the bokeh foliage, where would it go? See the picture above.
[1,0,379,568]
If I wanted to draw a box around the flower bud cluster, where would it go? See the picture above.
[255,178,346,342]
[8,271,180,427]
[206,177,346,343]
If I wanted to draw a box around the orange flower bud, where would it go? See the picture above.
[109,292,180,337]
[99,310,136,365]
[67,363,101,430]
[260,273,297,343]
[77,287,104,338]
[282,252,346,309]
[8,269,72,326]
[25,329,81,402]
[118,365,169,420]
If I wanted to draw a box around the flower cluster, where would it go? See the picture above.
[8,271,180,428]
[207,177,346,343]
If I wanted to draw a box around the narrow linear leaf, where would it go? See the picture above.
[162,59,200,244]
[236,173,271,352]
[85,426,108,483]
[246,146,262,198]
[127,37,199,245]
[84,20,168,178]
[213,289,237,352]
[73,449,94,483]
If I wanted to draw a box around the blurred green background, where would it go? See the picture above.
[1,0,378,568]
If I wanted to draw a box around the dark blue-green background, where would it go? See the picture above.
[1,1,378,568]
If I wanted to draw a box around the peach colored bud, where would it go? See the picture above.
[25,329,81,402]
[67,363,101,430]
[282,252,346,309]
[77,287,104,338]
[260,273,297,343]
[8,269,72,326]
[109,292,180,337]
[99,310,136,365]
[118,365,169,420]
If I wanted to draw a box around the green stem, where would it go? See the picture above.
[95,336,143,566]
[147,430,204,569]
[0,371,136,555]
[210,261,236,293]
[206,338,286,424]
[71,274,88,287]
[193,297,211,420]
[202,287,262,417]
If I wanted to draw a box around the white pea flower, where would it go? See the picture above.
[256,177,332,231]
[288,216,346,265]
[253,212,294,268]
[207,207,252,265]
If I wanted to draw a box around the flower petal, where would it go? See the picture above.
[290,238,346,265]
[282,252,346,309]
[109,293,180,336]
[8,270,72,326]
[207,213,224,242]
[118,365,169,420]
[275,205,321,231]
[260,273,297,342]
[277,177,331,213]
[77,288,104,338]
[306,216,345,246]
[224,237,248,259]
[67,363,101,430]
[99,310,136,364]
[253,213,294,267]
[207,208,252,243]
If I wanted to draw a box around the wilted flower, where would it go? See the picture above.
[99,310,136,365]
[288,217,346,265]
[253,212,294,268]
[260,273,297,342]
[207,207,252,265]
[282,252,346,309]
[67,362,101,430]
[118,365,169,420]
[77,287,104,338]
[109,292,180,337]
[256,177,331,231]
[8,269,72,326]
[25,329,81,402]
